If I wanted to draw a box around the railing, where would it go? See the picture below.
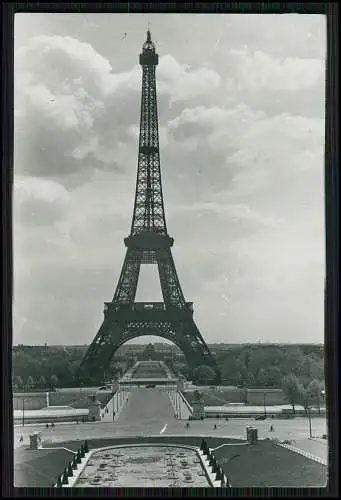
[179,391,193,413]
[105,302,194,313]
[133,302,166,311]
[276,441,327,466]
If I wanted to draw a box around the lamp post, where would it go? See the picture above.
[320,389,325,415]
[308,406,312,438]
[22,383,26,427]
[263,392,267,418]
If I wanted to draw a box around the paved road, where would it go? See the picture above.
[14,412,327,450]
[159,416,327,443]
[117,388,175,424]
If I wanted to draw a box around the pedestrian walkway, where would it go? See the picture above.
[277,441,327,466]
[288,438,328,463]
[117,388,174,424]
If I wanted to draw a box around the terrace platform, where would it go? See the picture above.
[72,444,215,487]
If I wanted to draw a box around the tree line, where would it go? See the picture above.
[214,344,324,389]
[13,374,59,392]
[281,374,325,414]
[169,344,324,388]
[12,345,87,390]
[12,343,325,394]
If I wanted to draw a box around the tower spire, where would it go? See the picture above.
[130,25,164,236]
[142,29,155,53]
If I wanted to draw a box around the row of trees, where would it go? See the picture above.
[13,374,59,391]
[164,345,325,390]
[184,366,325,412]
[281,374,325,413]
[12,343,325,390]
[214,344,325,389]
[12,345,87,388]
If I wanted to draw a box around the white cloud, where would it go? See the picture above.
[169,105,231,129]
[168,104,324,205]
[12,16,326,345]
[14,34,224,187]
[226,48,325,92]
[177,202,284,227]
[14,176,70,204]
[15,35,113,95]
[158,54,222,101]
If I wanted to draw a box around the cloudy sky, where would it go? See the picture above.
[13,13,326,346]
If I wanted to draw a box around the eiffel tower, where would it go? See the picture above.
[79,31,221,385]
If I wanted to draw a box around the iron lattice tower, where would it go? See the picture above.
[79,32,220,384]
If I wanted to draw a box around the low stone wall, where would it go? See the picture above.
[13,391,113,411]
[198,440,231,487]
[13,408,89,425]
[52,441,92,488]
[50,435,246,452]
[184,388,288,406]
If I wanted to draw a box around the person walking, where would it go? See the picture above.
[19,435,23,444]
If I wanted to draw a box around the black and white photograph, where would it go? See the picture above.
[11,11,329,489]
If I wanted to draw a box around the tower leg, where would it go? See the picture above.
[175,320,221,384]
[78,321,128,385]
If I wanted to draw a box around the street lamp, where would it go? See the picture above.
[21,383,26,427]
[308,406,312,438]
[263,392,267,418]
[304,391,314,439]
[321,389,325,414]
